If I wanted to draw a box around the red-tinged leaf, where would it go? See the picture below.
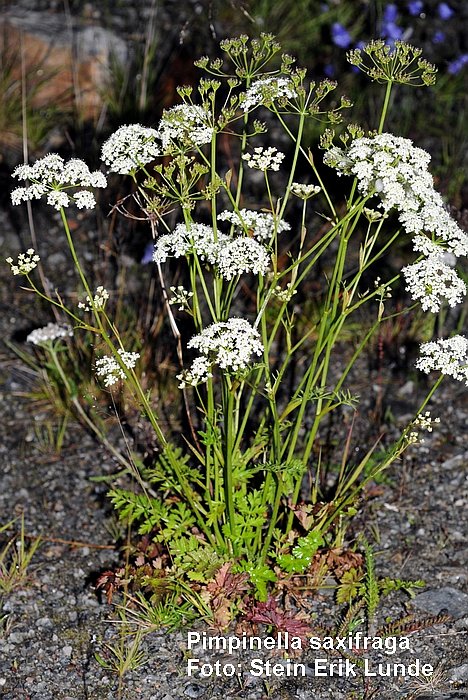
[207,563,250,599]
[245,596,311,643]
[95,568,125,604]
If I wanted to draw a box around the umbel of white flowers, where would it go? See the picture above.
[178,319,263,388]
[324,132,468,312]
[11,155,107,210]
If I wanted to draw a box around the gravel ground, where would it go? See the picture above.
[1,204,467,700]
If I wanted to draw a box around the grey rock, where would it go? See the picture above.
[442,452,468,469]
[412,587,468,618]
[449,663,468,682]
[8,632,25,644]
[36,616,53,628]
[184,683,206,698]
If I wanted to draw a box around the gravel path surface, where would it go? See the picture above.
[1,207,467,700]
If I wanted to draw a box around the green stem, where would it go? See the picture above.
[48,346,134,472]
[222,382,237,553]
[59,209,216,543]
[378,81,393,134]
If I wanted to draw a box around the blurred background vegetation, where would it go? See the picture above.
[1,0,466,203]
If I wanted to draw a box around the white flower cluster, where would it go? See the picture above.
[416,335,468,385]
[216,237,270,280]
[218,209,290,241]
[406,411,441,445]
[413,411,440,432]
[178,318,263,387]
[26,323,73,346]
[153,222,270,280]
[169,285,194,310]
[272,282,297,302]
[324,133,468,312]
[95,349,140,387]
[242,147,285,172]
[101,124,160,174]
[101,109,213,173]
[402,255,466,312]
[78,286,110,311]
[177,356,213,388]
[159,105,214,150]
[290,183,322,200]
[11,154,106,210]
[153,223,224,265]
[240,77,297,112]
[6,249,40,275]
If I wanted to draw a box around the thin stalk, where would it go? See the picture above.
[378,80,393,134]
[222,383,237,553]
[210,133,222,319]
[260,475,283,562]
[59,209,216,542]
[47,345,134,472]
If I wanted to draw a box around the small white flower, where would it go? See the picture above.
[78,286,110,311]
[239,77,297,112]
[406,430,420,444]
[26,322,73,345]
[290,183,322,200]
[169,285,194,311]
[95,349,140,387]
[177,355,213,388]
[6,249,40,275]
[218,209,290,241]
[101,124,161,174]
[242,146,285,172]
[416,335,468,385]
[60,159,107,188]
[413,411,440,433]
[272,282,297,302]
[47,190,70,210]
[74,190,97,209]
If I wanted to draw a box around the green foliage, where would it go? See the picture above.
[0,516,41,596]
[108,488,196,537]
[237,562,276,601]
[363,540,379,632]
[336,568,364,605]
[170,536,227,582]
[277,530,324,574]
[94,628,147,677]
[335,542,426,633]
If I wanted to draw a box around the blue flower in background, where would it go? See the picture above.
[331,22,352,48]
[432,30,445,44]
[407,0,423,15]
[141,242,154,264]
[447,53,468,74]
[438,3,454,19]
[381,4,404,43]
[323,64,336,77]
[382,22,404,41]
[383,4,399,22]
